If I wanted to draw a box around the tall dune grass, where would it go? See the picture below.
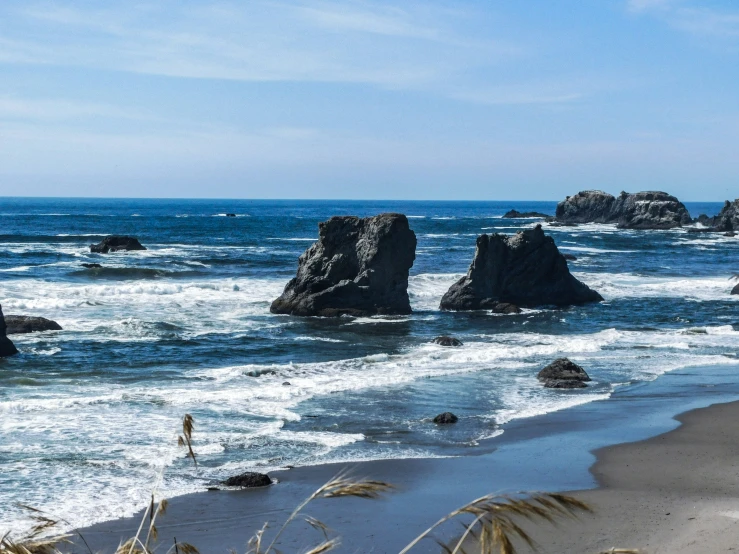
[1,415,641,554]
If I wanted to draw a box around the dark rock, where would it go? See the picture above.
[563,254,578,261]
[696,213,714,226]
[90,236,146,253]
[543,379,588,389]
[282,381,291,386]
[731,283,739,295]
[614,191,692,229]
[725,232,737,237]
[555,190,691,229]
[433,412,458,424]
[81,263,103,269]
[5,316,62,335]
[0,305,18,357]
[226,213,236,217]
[502,209,550,219]
[432,336,463,347]
[440,225,602,310]
[537,358,591,384]
[222,472,272,488]
[555,190,617,224]
[713,200,739,232]
[270,213,416,317]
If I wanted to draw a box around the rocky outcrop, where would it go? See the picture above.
[555,190,691,229]
[731,283,739,295]
[502,210,550,219]
[537,358,590,388]
[440,225,602,310]
[555,190,617,224]
[81,263,103,269]
[222,472,272,488]
[709,200,739,232]
[90,236,146,253]
[270,213,416,317]
[0,305,18,357]
[433,412,458,424]
[5,316,62,335]
[432,336,463,347]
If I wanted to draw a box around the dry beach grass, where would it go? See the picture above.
[1,414,642,554]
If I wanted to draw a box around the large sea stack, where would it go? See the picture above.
[0,305,19,357]
[270,213,417,317]
[440,225,602,310]
[555,190,691,229]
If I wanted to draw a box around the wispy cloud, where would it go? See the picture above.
[628,0,739,40]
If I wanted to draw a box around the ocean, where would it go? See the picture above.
[1,197,737,533]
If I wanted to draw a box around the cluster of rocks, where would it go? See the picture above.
[272,215,602,317]
[555,190,692,229]
[694,200,739,233]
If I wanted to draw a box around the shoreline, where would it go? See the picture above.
[65,361,739,553]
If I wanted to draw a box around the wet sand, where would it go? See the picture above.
[68,364,739,553]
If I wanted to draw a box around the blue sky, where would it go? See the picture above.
[0,0,738,200]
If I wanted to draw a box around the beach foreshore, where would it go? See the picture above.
[68,363,739,553]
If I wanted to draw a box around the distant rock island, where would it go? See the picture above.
[555,190,691,229]
[271,213,416,317]
[502,209,551,219]
[440,225,602,310]
[90,236,147,253]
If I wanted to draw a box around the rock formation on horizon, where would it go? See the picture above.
[697,200,739,232]
[555,190,692,229]
[5,315,62,335]
[270,213,417,317]
[0,305,19,357]
[502,209,551,219]
[90,236,147,253]
[440,225,602,310]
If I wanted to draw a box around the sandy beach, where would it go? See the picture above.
[537,399,739,553]
[66,364,739,554]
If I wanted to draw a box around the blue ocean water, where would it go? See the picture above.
[1,197,737,532]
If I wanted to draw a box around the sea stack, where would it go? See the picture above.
[707,200,739,232]
[440,225,602,310]
[90,236,147,253]
[0,305,19,357]
[270,213,417,317]
[555,190,691,229]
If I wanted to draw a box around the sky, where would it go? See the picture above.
[0,0,738,200]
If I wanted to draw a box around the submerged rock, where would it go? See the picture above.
[563,254,578,261]
[555,190,691,229]
[432,336,463,347]
[270,213,416,317]
[502,209,550,219]
[226,213,236,217]
[0,305,18,357]
[222,472,272,488]
[537,358,590,388]
[440,225,602,310]
[5,315,62,335]
[433,412,458,424]
[81,263,103,269]
[90,236,147,253]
